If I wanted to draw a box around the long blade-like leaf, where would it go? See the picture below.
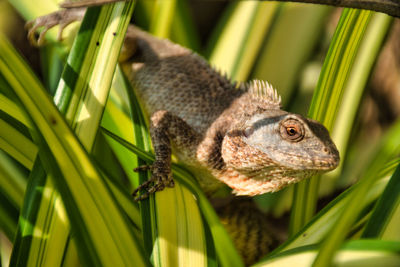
[290,9,375,234]
[0,4,147,264]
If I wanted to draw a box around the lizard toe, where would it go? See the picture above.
[132,162,174,201]
[166,179,175,188]
[25,8,86,46]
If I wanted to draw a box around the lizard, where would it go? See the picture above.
[26,7,340,199]
[25,1,340,264]
[120,27,340,199]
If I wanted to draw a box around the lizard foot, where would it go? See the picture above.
[132,162,174,201]
[25,8,85,46]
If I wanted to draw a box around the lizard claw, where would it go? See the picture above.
[133,164,152,172]
[25,8,85,46]
[25,17,56,46]
[132,161,174,201]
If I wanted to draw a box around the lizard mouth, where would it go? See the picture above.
[286,153,340,171]
[217,147,339,196]
[312,147,340,170]
[302,148,340,170]
[269,144,340,171]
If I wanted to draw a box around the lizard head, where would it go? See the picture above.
[220,108,340,195]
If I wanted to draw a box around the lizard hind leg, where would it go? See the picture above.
[25,7,86,46]
[26,1,131,46]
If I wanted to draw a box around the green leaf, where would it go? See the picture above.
[251,3,331,106]
[170,0,200,51]
[362,163,400,239]
[256,240,400,266]
[101,66,142,188]
[313,118,400,265]
[318,13,392,195]
[0,2,148,266]
[0,91,33,130]
[10,159,65,267]
[102,127,243,266]
[0,150,26,239]
[0,76,37,169]
[0,149,27,213]
[150,0,177,37]
[9,0,140,264]
[290,9,391,235]
[0,117,36,170]
[207,1,278,81]
[267,178,387,257]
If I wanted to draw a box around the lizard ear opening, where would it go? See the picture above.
[247,80,282,109]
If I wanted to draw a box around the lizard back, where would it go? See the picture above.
[121,26,244,135]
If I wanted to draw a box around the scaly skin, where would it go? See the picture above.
[25,6,340,265]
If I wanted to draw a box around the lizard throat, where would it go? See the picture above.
[216,167,315,196]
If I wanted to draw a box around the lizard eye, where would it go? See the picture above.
[243,126,254,138]
[280,118,304,142]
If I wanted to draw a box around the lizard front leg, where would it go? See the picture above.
[133,110,201,200]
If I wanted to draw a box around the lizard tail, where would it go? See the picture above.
[119,25,192,63]
[215,198,283,266]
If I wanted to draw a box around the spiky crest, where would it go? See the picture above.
[248,80,281,109]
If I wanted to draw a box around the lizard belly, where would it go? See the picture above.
[171,143,224,194]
